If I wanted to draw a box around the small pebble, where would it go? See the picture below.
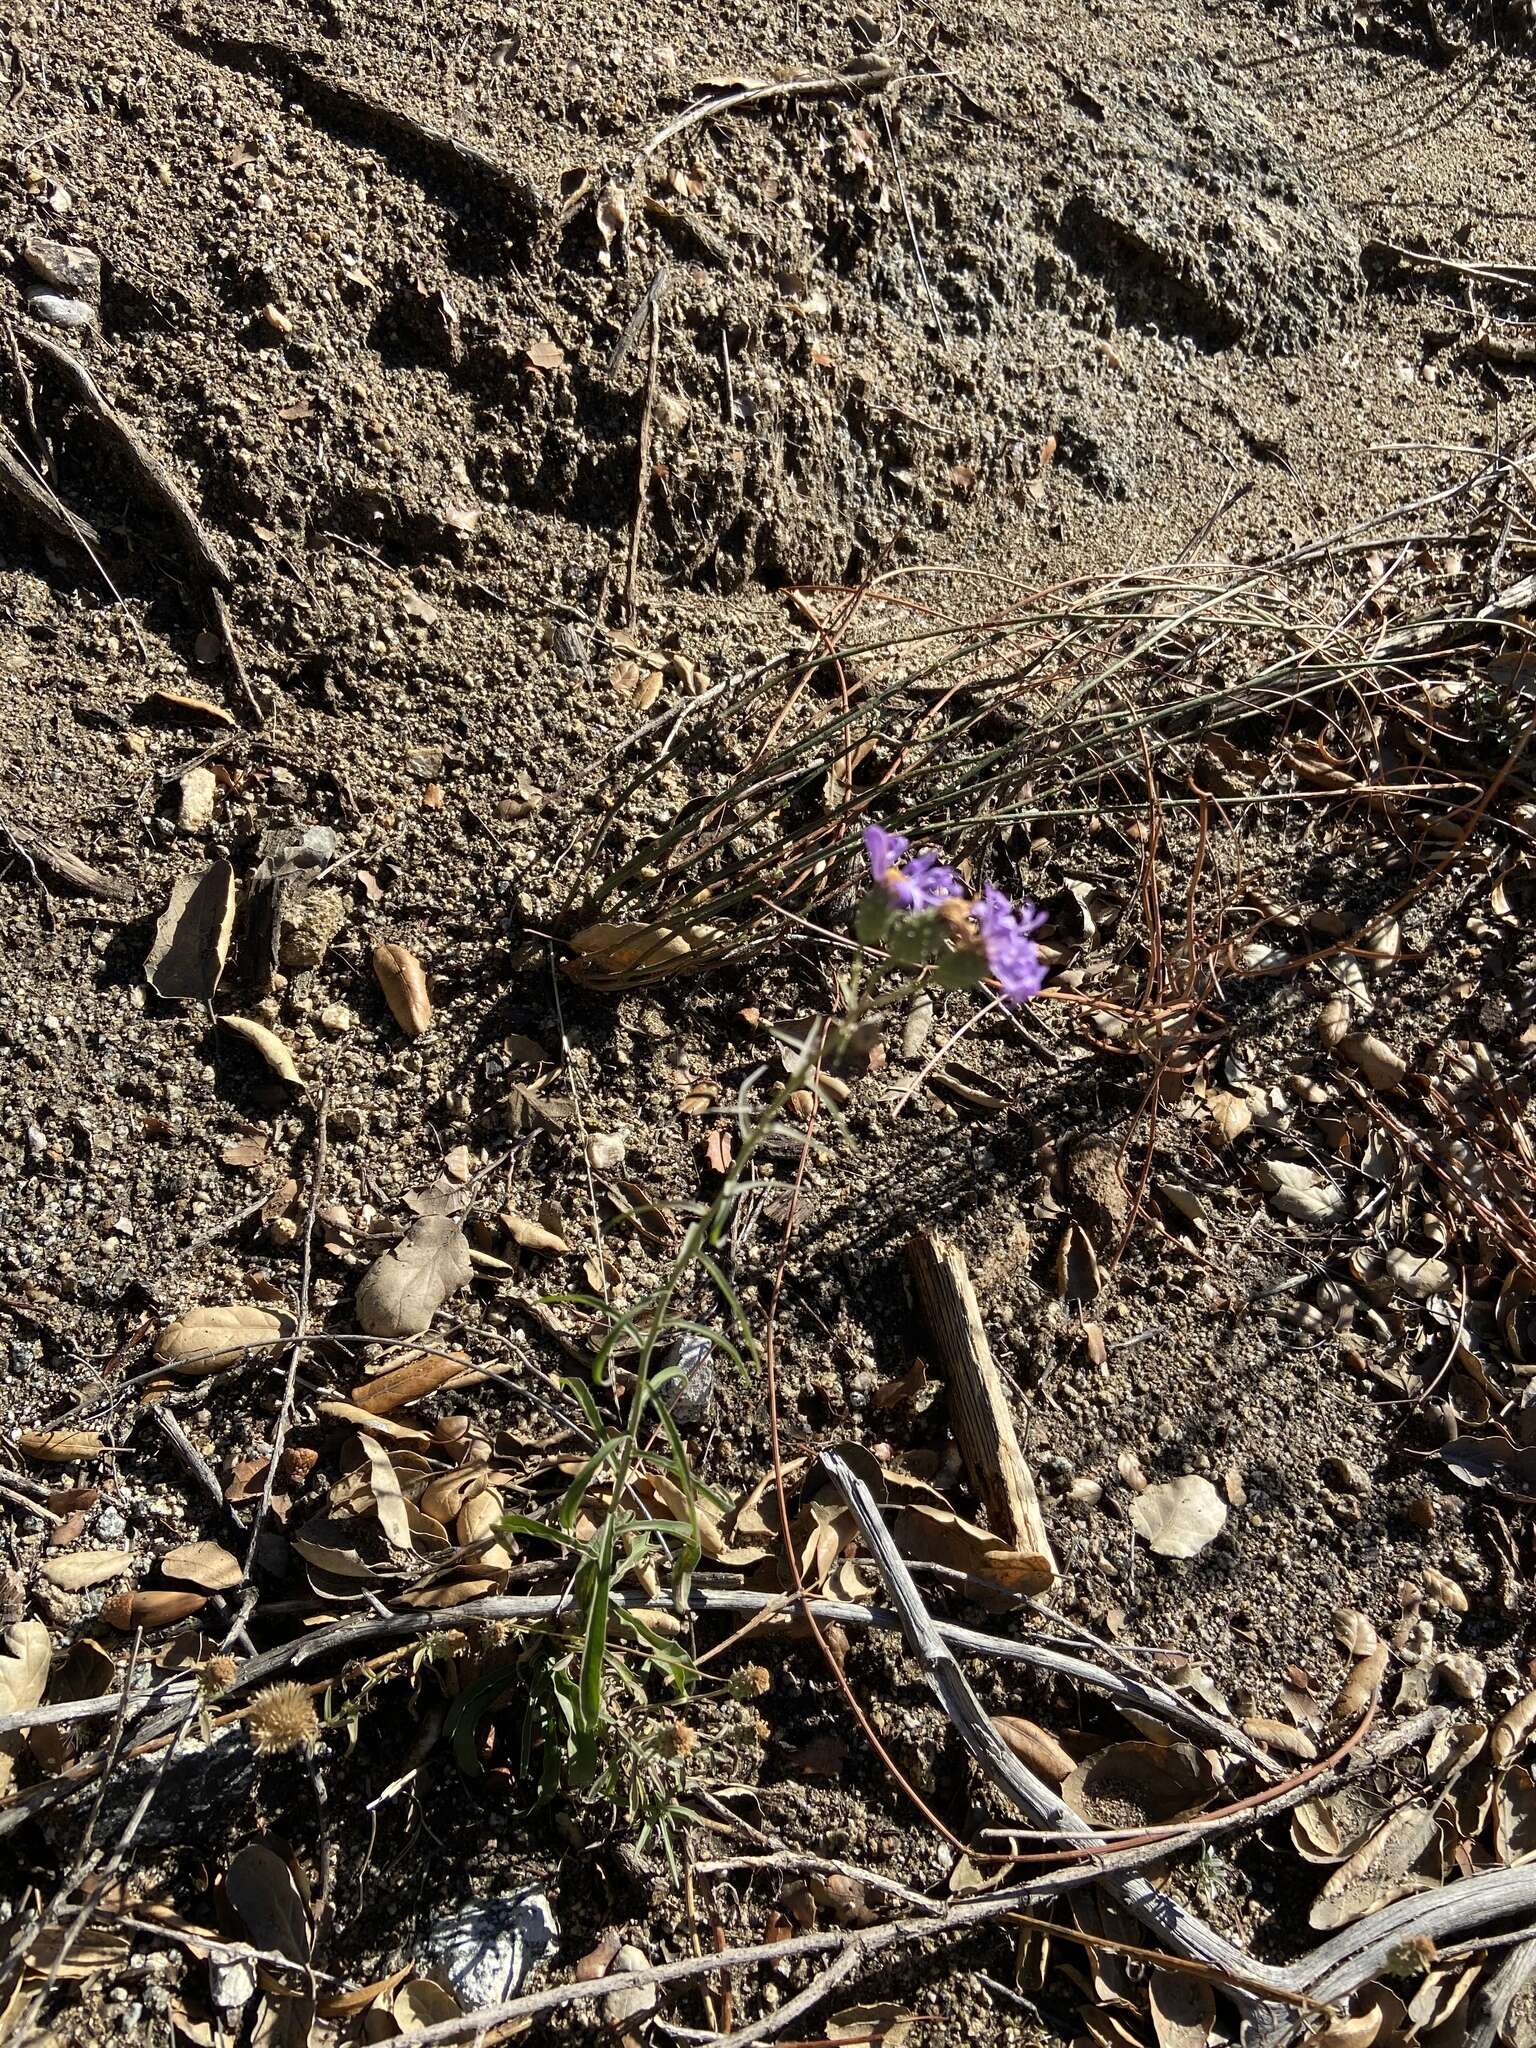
[27,290,96,330]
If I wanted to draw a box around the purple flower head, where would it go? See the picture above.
[975,886,1048,1003]
[862,825,963,914]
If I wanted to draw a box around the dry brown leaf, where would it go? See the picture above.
[146,862,236,1003]
[355,1216,472,1338]
[992,1713,1075,1784]
[17,1429,106,1463]
[155,1304,294,1376]
[145,688,236,729]
[1494,1764,1536,1864]
[225,1841,311,1971]
[827,2006,917,2045]
[359,1436,414,1551]
[1308,1804,1439,1929]
[500,1210,571,1254]
[373,942,432,1037]
[1254,1157,1348,1225]
[1129,1476,1227,1559]
[1149,1968,1216,2048]
[160,1540,242,1591]
[1063,1741,1214,1826]
[220,1016,306,1090]
[1493,1689,1536,1765]
[39,1548,132,1591]
[1338,1031,1406,1091]
[1055,1220,1102,1301]
[346,1348,479,1415]
[0,1621,50,1796]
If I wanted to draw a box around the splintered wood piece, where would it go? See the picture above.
[905,1231,1057,1590]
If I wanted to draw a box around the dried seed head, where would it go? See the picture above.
[244,1682,320,1756]
[200,1654,240,1698]
[663,1718,699,1758]
[728,1663,771,1701]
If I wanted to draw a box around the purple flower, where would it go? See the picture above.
[862,825,963,913]
[975,887,1047,1003]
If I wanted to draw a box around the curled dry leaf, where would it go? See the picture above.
[1128,1475,1227,1559]
[1492,1688,1536,1765]
[356,1216,472,1339]
[220,1015,306,1089]
[155,1304,295,1376]
[1054,1220,1102,1301]
[1333,1641,1388,1723]
[1308,1803,1440,1929]
[1254,1157,1348,1225]
[992,1713,1075,1784]
[500,1210,570,1254]
[145,861,236,1002]
[0,1621,51,1796]
[17,1429,106,1463]
[1338,1031,1406,1091]
[373,941,432,1037]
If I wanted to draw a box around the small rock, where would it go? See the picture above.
[318,1003,355,1036]
[178,766,218,832]
[1320,1456,1368,1495]
[94,1506,127,1543]
[602,1945,657,2033]
[421,1889,557,2010]
[24,238,102,300]
[27,290,96,330]
[278,886,348,971]
[586,1132,626,1172]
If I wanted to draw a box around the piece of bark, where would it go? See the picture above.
[4,818,131,902]
[905,1232,1056,1590]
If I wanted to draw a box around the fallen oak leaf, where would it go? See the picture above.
[373,941,432,1037]
[154,1304,295,1376]
[38,1549,132,1590]
[355,1216,472,1339]
[219,1016,306,1090]
[17,1429,107,1462]
[1129,1475,1227,1559]
[0,1621,51,1795]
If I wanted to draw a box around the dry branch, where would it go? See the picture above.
[0,434,99,551]
[820,1447,1294,2034]
[905,1232,1056,1586]
[17,326,232,588]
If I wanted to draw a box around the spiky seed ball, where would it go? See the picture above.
[243,1682,320,1756]
[200,1654,240,1698]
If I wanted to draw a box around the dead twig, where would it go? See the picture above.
[819,1447,1294,2033]
[17,324,232,588]
[207,586,266,725]
[1465,1934,1536,2048]
[638,58,901,161]
[606,264,670,381]
[0,818,131,904]
[234,1089,328,1612]
[0,430,97,550]
[622,289,662,625]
